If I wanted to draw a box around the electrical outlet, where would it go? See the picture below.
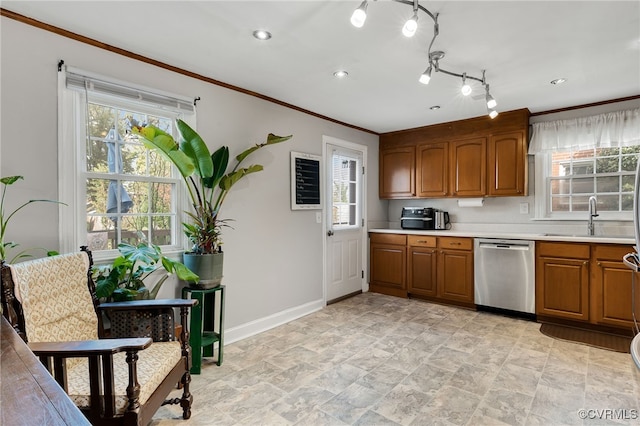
[519,202,529,214]
[316,212,322,223]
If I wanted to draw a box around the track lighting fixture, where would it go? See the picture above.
[485,85,497,109]
[419,65,432,85]
[461,74,472,96]
[350,1,368,28]
[402,11,419,37]
[349,0,499,118]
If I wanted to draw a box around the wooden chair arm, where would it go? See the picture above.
[29,338,152,420]
[28,338,152,356]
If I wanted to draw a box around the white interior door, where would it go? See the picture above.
[325,140,366,303]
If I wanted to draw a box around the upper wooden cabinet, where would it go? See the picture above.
[379,108,530,199]
[379,146,415,198]
[450,137,487,197]
[488,130,527,196]
[416,142,448,197]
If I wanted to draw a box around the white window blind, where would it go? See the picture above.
[65,69,195,113]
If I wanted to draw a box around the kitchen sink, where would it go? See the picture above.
[540,233,629,239]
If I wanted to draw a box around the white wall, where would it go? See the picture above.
[0,17,385,339]
[388,98,640,237]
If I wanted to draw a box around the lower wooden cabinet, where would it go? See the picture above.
[438,237,474,305]
[536,242,590,321]
[371,233,474,307]
[407,236,437,297]
[536,241,638,333]
[369,233,407,297]
[591,244,639,329]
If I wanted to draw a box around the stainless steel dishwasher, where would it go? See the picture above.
[474,238,535,316]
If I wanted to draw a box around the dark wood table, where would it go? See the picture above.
[1,316,90,425]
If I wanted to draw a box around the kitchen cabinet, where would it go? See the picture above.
[488,130,527,196]
[536,242,590,322]
[378,108,530,200]
[591,244,639,329]
[373,233,474,307]
[449,138,486,197]
[407,235,438,297]
[437,237,474,305]
[369,233,407,297]
[379,146,415,198]
[416,142,448,197]
[536,241,638,333]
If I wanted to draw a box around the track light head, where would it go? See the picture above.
[486,95,497,109]
[419,66,432,85]
[488,109,499,119]
[351,1,368,28]
[402,12,418,37]
[461,74,472,96]
[485,85,497,109]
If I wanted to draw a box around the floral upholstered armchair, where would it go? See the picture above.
[0,247,196,425]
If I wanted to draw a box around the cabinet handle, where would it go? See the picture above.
[416,240,428,243]
[597,262,602,267]
[583,261,589,266]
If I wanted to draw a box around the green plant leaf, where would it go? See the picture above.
[204,146,229,189]
[235,134,292,163]
[0,175,23,185]
[219,165,264,191]
[177,119,213,179]
[135,127,195,178]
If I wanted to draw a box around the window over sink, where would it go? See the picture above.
[531,108,640,220]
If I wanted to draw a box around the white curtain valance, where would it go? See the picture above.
[529,108,640,154]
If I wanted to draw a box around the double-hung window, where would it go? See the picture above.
[58,67,196,260]
[530,108,640,220]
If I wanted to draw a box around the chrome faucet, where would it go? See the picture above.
[588,196,599,236]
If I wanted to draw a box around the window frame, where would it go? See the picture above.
[534,149,636,222]
[58,69,195,263]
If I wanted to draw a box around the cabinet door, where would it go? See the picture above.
[370,243,406,293]
[488,131,526,196]
[450,137,486,197]
[407,246,438,297]
[536,256,590,321]
[437,249,474,303]
[416,142,448,197]
[592,245,638,329]
[379,147,415,199]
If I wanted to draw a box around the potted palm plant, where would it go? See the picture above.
[133,120,292,288]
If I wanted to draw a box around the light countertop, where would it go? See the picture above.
[368,228,635,245]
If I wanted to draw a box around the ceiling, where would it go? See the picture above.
[3,1,639,134]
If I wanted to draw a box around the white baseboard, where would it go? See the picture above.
[224,298,325,344]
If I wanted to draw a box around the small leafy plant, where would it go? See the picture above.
[94,242,199,301]
[1,175,64,263]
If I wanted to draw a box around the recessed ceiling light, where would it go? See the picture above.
[550,78,567,85]
[333,70,349,78]
[430,105,441,110]
[253,30,272,40]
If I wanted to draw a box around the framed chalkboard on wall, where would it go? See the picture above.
[290,151,321,210]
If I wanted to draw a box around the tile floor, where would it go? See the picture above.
[152,292,640,426]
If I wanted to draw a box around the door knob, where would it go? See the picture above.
[327,230,334,236]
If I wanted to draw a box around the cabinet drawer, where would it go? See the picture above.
[408,235,437,248]
[370,233,407,245]
[438,237,472,251]
[537,241,589,259]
